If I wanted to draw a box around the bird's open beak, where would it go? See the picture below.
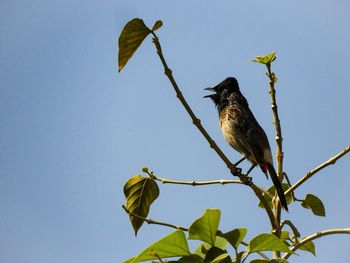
[203,87,216,98]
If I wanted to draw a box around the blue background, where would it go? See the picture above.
[1,0,349,262]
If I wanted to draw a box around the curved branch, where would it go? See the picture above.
[285,145,350,196]
[151,32,277,230]
[282,228,350,260]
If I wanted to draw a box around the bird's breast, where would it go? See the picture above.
[219,106,242,153]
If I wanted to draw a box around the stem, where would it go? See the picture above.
[282,228,350,260]
[285,145,350,196]
[266,64,284,181]
[151,32,277,231]
[122,205,188,231]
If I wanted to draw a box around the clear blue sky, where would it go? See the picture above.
[1,1,349,262]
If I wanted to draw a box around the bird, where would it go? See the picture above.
[204,77,288,211]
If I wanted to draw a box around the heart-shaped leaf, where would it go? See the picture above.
[124,175,159,235]
[301,194,325,217]
[188,209,221,246]
[118,18,151,72]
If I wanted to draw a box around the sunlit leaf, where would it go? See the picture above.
[123,230,190,263]
[152,20,163,31]
[249,233,292,253]
[217,228,247,249]
[189,209,221,246]
[118,18,151,72]
[251,52,277,65]
[123,175,159,235]
[301,194,326,217]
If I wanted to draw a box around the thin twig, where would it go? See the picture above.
[282,228,350,260]
[154,176,244,186]
[285,145,350,196]
[122,205,188,231]
[151,32,277,231]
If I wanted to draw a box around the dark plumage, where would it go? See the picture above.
[204,77,288,211]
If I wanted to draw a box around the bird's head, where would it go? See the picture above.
[204,77,240,111]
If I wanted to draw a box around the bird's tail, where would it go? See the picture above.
[266,163,288,211]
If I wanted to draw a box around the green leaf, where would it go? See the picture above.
[123,175,159,235]
[249,233,292,253]
[118,18,151,72]
[258,183,292,209]
[189,209,221,246]
[217,228,247,249]
[301,194,326,216]
[123,230,190,263]
[251,52,277,65]
[298,239,316,256]
[152,20,163,31]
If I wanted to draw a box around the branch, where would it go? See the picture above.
[151,32,278,231]
[153,176,244,186]
[151,33,241,178]
[282,228,350,260]
[122,205,188,231]
[285,145,350,196]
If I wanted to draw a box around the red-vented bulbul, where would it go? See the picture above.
[204,77,288,211]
